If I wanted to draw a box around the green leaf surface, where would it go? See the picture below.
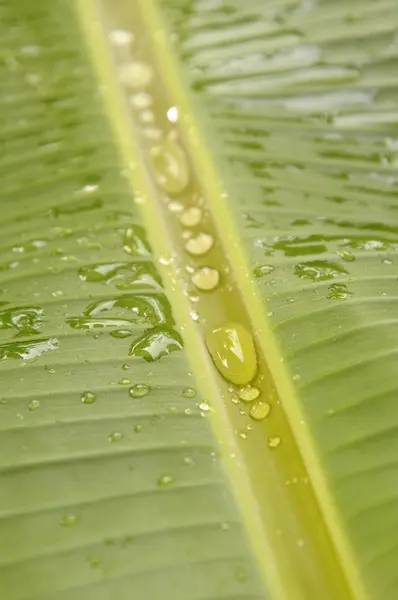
[1,0,398,599]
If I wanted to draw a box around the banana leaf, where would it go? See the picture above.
[1,0,398,599]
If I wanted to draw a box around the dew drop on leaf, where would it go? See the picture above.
[205,322,257,385]
[28,399,40,411]
[81,391,95,405]
[250,402,271,421]
[182,387,196,398]
[268,436,281,449]
[191,267,220,291]
[129,384,150,398]
[108,431,124,443]
[238,385,260,402]
[179,207,202,227]
[185,232,214,256]
[157,474,174,487]
[60,514,78,527]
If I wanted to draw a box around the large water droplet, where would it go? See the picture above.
[185,232,214,256]
[205,323,257,385]
[0,337,59,361]
[191,267,219,291]
[129,384,150,398]
[150,140,190,195]
[0,306,43,335]
[295,261,347,281]
[129,325,183,361]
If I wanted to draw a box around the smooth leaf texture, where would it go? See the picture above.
[1,0,398,599]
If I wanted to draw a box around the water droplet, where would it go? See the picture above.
[108,431,124,443]
[182,387,196,398]
[129,384,150,398]
[235,566,247,583]
[383,258,393,265]
[327,283,352,300]
[129,325,183,361]
[167,106,179,122]
[185,233,214,256]
[337,250,355,262]
[239,431,248,440]
[183,456,194,466]
[134,424,142,433]
[157,474,174,487]
[198,401,211,412]
[109,29,134,47]
[118,378,131,385]
[87,556,101,568]
[28,399,40,411]
[129,92,152,110]
[81,391,96,405]
[268,436,281,449]
[205,323,257,385]
[179,207,202,227]
[122,363,130,370]
[111,329,133,339]
[295,261,347,281]
[150,140,190,195]
[254,265,274,277]
[0,306,43,335]
[250,402,271,421]
[60,514,78,527]
[44,365,56,374]
[238,385,260,402]
[118,61,153,89]
[191,267,220,291]
[220,521,230,531]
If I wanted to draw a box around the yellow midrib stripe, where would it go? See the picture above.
[137,2,370,600]
[75,1,288,599]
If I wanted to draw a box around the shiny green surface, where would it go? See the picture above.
[156,1,398,599]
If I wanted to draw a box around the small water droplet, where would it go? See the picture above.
[81,391,96,405]
[239,431,247,440]
[220,521,230,531]
[87,556,101,568]
[183,456,194,466]
[191,267,220,291]
[129,92,152,110]
[205,323,257,385]
[198,400,211,412]
[235,566,247,583]
[60,514,78,527]
[268,436,281,449]
[157,474,174,487]
[167,106,179,122]
[238,385,260,402]
[250,402,271,421]
[129,384,150,398]
[182,387,196,398]
[122,363,130,370]
[254,265,274,277]
[185,232,214,256]
[28,399,40,411]
[179,207,202,227]
[111,329,133,339]
[118,378,131,385]
[44,365,56,374]
[383,258,393,265]
[337,250,355,262]
[134,424,142,433]
[108,431,124,443]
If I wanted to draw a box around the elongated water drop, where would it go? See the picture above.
[191,267,219,291]
[150,140,190,195]
[205,323,257,385]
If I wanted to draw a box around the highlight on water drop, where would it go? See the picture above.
[81,391,96,405]
[129,384,150,398]
[250,402,271,421]
[179,207,202,227]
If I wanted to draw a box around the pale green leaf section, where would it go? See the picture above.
[0,2,265,599]
[155,1,398,599]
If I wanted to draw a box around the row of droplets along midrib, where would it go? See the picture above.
[107,24,279,446]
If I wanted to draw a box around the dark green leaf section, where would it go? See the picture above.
[0,2,264,599]
[158,1,398,598]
